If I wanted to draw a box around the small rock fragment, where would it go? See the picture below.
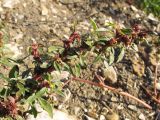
[41,4,48,16]
[60,0,81,4]
[111,96,118,102]
[2,0,20,8]
[100,115,106,120]
[156,82,160,91]
[139,113,145,120]
[106,112,119,120]
[83,114,96,120]
[128,105,137,111]
[131,56,145,77]
[130,5,138,12]
[103,62,117,83]
[147,13,159,23]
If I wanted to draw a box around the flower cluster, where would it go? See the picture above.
[108,24,147,46]
[0,96,17,117]
[64,32,81,48]
[31,43,40,60]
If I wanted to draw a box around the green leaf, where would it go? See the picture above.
[79,56,85,67]
[93,54,101,63]
[53,61,61,72]
[85,40,93,47]
[121,28,132,35]
[75,64,81,77]
[109,47,115,65]
[105,22,115,27]
[131,43,138,52]
[29,106,38,118]
[9,65,19,78]
[38,98,53,118]
[48,46,62,53]
[26,93,36,105]
[116,47,125,63]
[90,18,98,31]
[35,87,47,98]
[54,89,65,97]
[17,83,25,96]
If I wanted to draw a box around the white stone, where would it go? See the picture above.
[41,4,48,16]
[148,13,159,22]
[131,5,138,12]
[2,0,20,8]
[128,105,137,111]
[100,115,106,120]
[0,6,3,12]
[156,82,160,90]
[139,113,145,120]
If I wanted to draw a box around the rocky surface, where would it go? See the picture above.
[0,0,160,120]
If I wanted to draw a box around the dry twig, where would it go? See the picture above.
[141,86,160,104]
[72,76,152,109]
[154,64,159,96]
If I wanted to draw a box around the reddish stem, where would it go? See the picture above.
[72,77,152,109]
[141,86,160,104]
[154,64,158,96]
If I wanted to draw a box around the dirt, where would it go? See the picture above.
[0,0,160,120]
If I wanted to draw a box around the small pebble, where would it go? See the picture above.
[100,115,106,120]
[106,112,119,120]
[128,105,137,111]
[103,66,117,84]
[111,96,118,102]
[156,82,160,90]
[139,113,145,120]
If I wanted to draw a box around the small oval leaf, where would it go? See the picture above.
[116,47,125,63]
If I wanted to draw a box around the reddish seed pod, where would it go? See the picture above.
[65,32,81,48]
[115,29,122,38]
[121,35,132,46]
[132,24,140,33]
[109,38,117,45]
[138,31,147,38]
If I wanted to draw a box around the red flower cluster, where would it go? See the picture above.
[31,43,40,59]
[108,24,147,46]
[64,32,81,48]
[0,96,17,117]
[39,81,50,88]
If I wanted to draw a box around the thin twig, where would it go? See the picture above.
[141,86,160,104]
[154,64,158,96]
[72,77,152,109]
